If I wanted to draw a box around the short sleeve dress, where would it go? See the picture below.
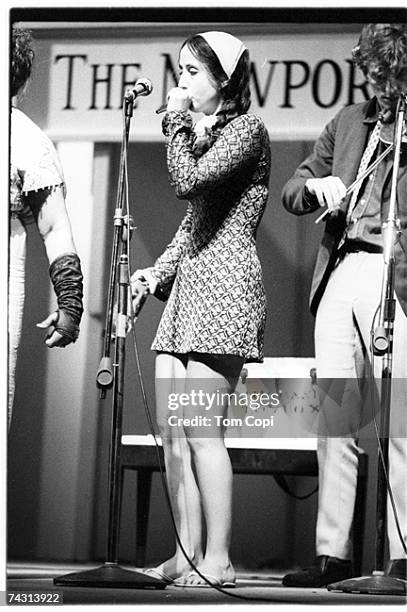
[151,110,271,363]
[9,107,65,418]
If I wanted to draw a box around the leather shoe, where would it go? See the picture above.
[386,558,407,580]
[282,555,352,588]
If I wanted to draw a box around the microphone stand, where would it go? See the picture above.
[54,94,165,589]
[328,95,407,596]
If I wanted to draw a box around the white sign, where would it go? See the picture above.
[28,33,370,141]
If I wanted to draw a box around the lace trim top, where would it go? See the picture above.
[10,108,65,218]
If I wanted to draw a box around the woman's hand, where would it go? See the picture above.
[131,268,158,296]
[305,176,347,211]
[166,87,192,113]
[37,311,70,347]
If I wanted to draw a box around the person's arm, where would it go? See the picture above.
[131,206,193,301]
[27,186,83,347]
[29,186,76,261]
[282,113,346,216]
[163,112,266,199]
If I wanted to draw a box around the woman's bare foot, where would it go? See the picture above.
[143,552,202,583]
[174,558,235,587]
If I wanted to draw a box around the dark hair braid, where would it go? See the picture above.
[216,50,251,130]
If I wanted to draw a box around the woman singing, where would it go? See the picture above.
[132,31,270,587]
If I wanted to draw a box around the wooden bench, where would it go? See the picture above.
[120,435,368,575]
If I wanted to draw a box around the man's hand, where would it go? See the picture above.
[306,176,347,211]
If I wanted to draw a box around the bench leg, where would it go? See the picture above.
[136,469,153,567]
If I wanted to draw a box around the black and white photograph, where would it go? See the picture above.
[4,1,407,606]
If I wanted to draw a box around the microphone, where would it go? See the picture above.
[124,77,153,101]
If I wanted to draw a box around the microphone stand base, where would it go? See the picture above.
[53,562,167,589]
[327,572,407,596]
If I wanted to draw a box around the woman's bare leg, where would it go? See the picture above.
[178,353,244,585]
[146,352,203,579]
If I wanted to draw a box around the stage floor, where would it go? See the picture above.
[5,563,406,606]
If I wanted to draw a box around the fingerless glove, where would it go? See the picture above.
[49,252,84,343]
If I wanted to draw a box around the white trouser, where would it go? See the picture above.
[315,252,407,560]
[8,217,26,425]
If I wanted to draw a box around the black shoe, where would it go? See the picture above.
[282,555,352,588]
[386,559,407,580]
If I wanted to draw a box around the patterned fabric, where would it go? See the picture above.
[10,107,65,219]
[151,110,271,362]
[346,119,382,224]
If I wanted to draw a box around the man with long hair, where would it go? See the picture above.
[282,23,407,587]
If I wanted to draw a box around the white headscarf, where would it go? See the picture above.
[198,31,247,79]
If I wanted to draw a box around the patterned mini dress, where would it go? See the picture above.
[151,110,271,363]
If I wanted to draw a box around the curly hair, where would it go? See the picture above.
[11,26,35,98]
[182,33,251,131]
[352,23,407,80]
